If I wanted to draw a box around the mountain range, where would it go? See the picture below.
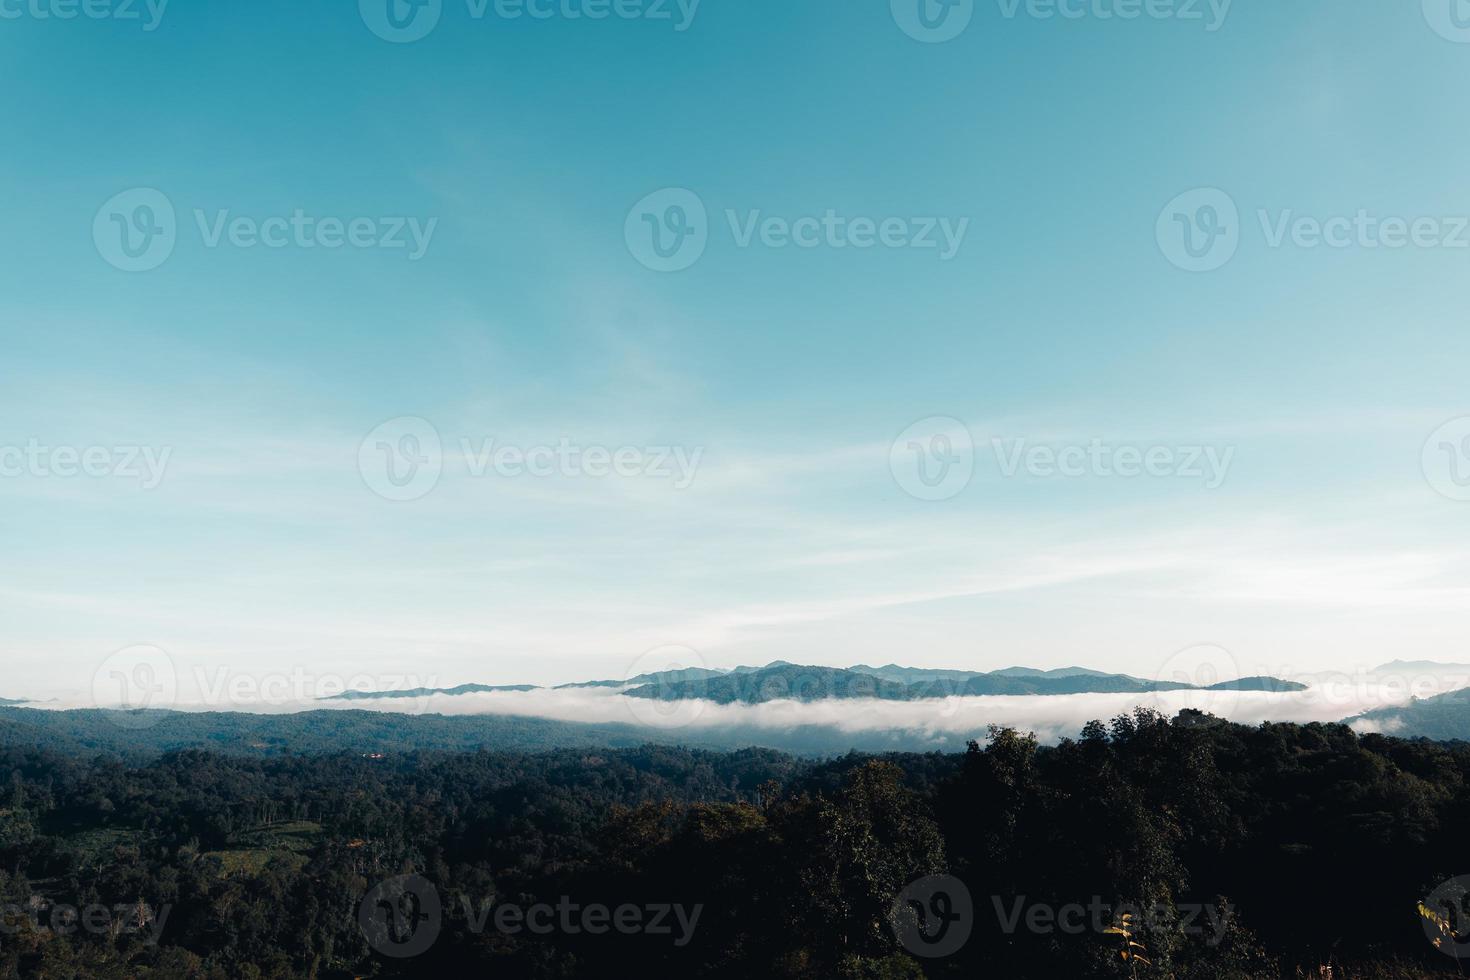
[1349,685,1470,741]
[322,660,1306,705]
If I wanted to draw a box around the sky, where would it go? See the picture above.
[3,0,1470,705]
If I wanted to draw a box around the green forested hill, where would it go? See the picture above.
[0,709,1466,977]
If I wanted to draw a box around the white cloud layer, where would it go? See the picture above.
[37,663,1470,749]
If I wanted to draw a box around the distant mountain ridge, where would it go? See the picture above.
[1368,659,1470,675]
[329,683,539,700]
[622,663,1305,704]
[325,661,1305,704]
[1349,686,1470,740]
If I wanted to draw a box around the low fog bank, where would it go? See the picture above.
[37,665,1470,749]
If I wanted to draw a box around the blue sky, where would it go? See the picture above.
[3,0,1470,700]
